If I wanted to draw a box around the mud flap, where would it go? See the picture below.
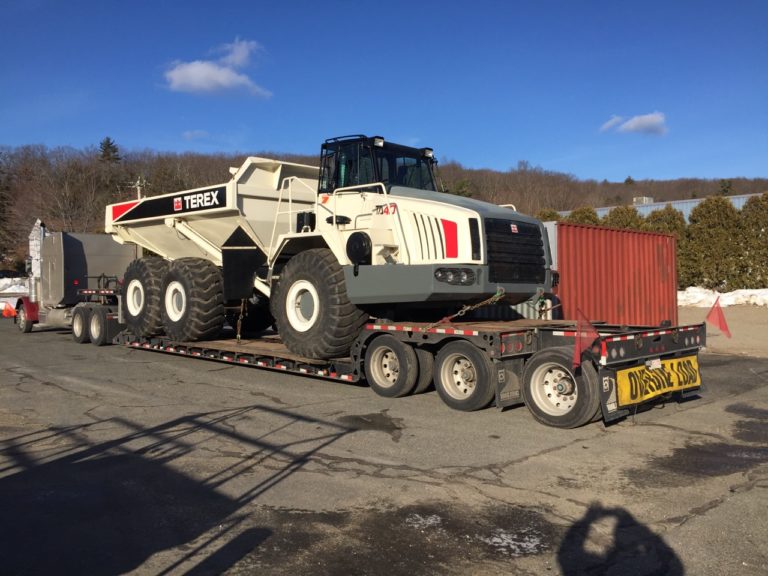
[597,367,630,423]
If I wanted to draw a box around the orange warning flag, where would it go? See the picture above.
[705,296,731,338]
[573,308,599,368]
[2,302,16,318]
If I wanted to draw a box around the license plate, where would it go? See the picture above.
[616,355,700,407]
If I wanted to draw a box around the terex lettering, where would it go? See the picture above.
[184,189,221,210]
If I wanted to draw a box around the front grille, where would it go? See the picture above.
[484,218,546,283]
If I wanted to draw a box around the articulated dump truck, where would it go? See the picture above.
[106,135,554,359]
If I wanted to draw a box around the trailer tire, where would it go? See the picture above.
[89,307,110,346]
[72,307,91,343]
[434,341,495,411]
[413,347,435,394]
[16,305,33,333]
[161,258,225,342]
[364,335,419,398]
[521,347,601,429]
[123,258,168,337]
[272,248,367,359]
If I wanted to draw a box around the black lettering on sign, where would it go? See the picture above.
[629,372,640,401]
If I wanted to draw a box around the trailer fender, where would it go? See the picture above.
[16,297,39,323]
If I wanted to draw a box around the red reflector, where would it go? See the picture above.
[73,279,79,285]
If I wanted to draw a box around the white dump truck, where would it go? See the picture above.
[105,136,555,359]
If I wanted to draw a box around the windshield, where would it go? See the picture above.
[319,139,437,194]
[373,148,436,191]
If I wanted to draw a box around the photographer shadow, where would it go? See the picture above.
[557,502,684,576]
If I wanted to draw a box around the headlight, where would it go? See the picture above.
[435,268,476,286]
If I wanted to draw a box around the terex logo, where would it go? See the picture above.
[178,189,222,211]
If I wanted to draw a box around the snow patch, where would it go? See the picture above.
[678,287,768,307]
[477,528,547,556]
[405,513,443,530]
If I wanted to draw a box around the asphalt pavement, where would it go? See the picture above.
[0,319,766,575]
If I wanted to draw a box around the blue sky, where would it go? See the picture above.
[1,0,766,182]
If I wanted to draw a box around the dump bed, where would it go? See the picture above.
[105,158,319,265]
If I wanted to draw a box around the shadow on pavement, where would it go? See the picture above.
[557,502,684,576]
[0,405,352,574]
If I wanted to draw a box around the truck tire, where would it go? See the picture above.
[161,257,225,342]
[123,258,168,337]
[89,307,110,346]
[413,347,435,394]
[364,335,418,398]
[16,305,33,333]
[72,307,91,343]
[434,341,495,411]
[272,248,368,359]
[521,347,601,429]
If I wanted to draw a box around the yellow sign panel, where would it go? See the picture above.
[616,355,700,407]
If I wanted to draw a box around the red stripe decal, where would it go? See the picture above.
[441,219,458,258]
[112,201,140,221]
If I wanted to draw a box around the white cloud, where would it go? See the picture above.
[600,115,624,132]
[218,38,261,67]
[182,129,209,140]
[165,38,271,97]
[601,111,668,135]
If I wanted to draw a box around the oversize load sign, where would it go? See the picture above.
[113,186,227,222]
[616,355,700,406]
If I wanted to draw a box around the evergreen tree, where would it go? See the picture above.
[99,137,121,163]
[565,206,601,225]
[739,193,768,288]
[679,196,742,289]
[601,205,645,230]
[535,208,562,222]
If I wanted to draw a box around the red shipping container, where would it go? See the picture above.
[555,222,678,326]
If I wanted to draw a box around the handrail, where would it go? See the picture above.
[267,176,316,264]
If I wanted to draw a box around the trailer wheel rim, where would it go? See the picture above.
[529,362,577,416]
[368,346,400,389]
[285,280,319,332]
[164,280,187,323]
[90,313,101,340]
[439,352,478,399]
[126,279,145,316]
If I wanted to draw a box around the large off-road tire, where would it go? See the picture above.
[434,341,496,411]
[521,347,601,429]
[71,306,91,344]
[271,248,368,359]
[89,307,110,346]
[123,258,169,337]
[161,257,225,342]
[364,334,418,398]
[16,305,33,333]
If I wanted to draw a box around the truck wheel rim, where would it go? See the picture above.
[440,352,477,399]
[126,279,145,316]
[73,313,83,336]
[165,281,186,322]
[90,314,101,339]
[529,363,577,416]
[286,280,319,332]
[17,308,26,331]
[369,346,400,388]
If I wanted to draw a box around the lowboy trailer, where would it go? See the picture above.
[105,314,705,429]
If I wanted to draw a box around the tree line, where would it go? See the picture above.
[544,196,768,290]
[1,138,766,289]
